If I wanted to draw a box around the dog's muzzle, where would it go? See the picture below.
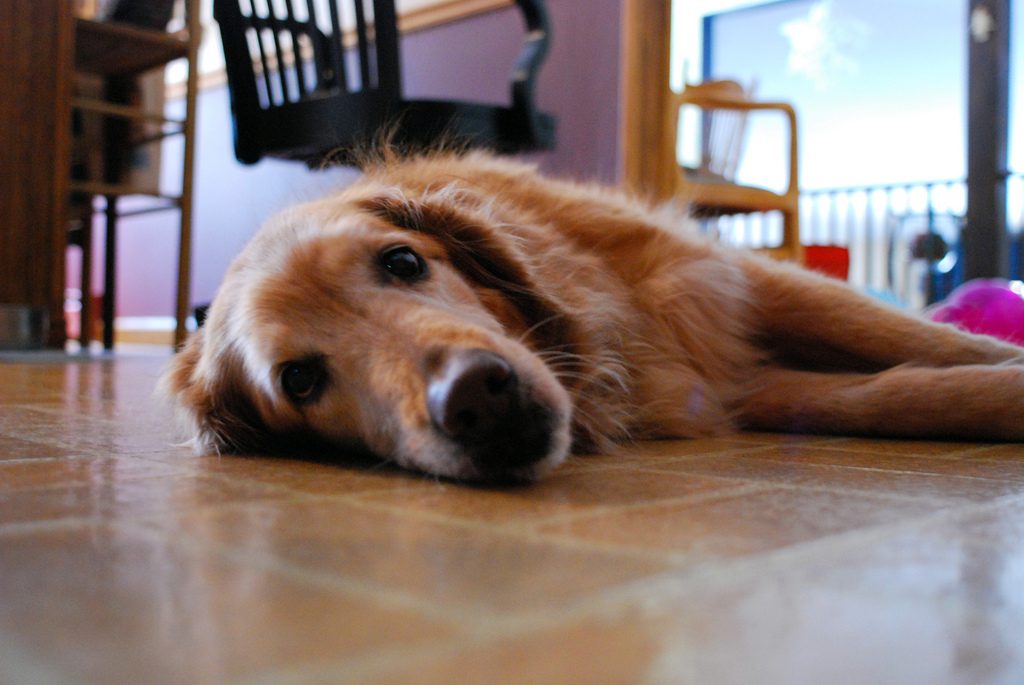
[427,348,554,475]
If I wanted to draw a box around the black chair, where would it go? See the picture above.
[213,0,556,165]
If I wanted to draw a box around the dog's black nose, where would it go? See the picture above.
[426,348,554,475]
[427,349,516,444]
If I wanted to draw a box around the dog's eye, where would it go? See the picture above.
[380,246,427,282]
[280,359,326,403]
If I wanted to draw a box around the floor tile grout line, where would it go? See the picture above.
[328,481,832,568]
[122,451,779,537]
[772,490,1024,556]
[513,481,776,532]
[129,452,448,502]
[116,517,512,632]
[2,405,129,428]
[731,453,1024,484]
[121,440,1024,505]
[811,439,1017,460]
[0,485,714,625]
[228,490,1024,685]
[629,462,1024,505]
[187,480,780,567]
[719,475,1003,506]
[596,443,802,467]
[534,437,999,471]
[229,641,479,685]
[1,460,992,557]
[0,449,415,502]
[431,487,1024,597]
[0,473,946,561]
[3,449,1015,549]
[116,437,1024,492]
[0,439,190,457]
[488,492,1024,643]
[755,442,1024,461]
[0,638,76,685]
[0,448,201,465]
[560,488,1022,609]
[0,461,220,494]
[773,439,971,455]
[584,491,1024,612]
[3,486,697,626]
[2,440,1024,675]
[0,484,324,534]
[0,516,108,536]
[0,453,133,466]
[335,480,774,540]
[283,498,699,566]
[1,478,758,570]
[497,478,974,563]
[5,437,1012,483]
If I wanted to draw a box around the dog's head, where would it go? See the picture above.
[162,178,574,482]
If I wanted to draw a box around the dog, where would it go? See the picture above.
[162,151,1024,482]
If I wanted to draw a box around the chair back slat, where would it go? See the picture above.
[351,0,372,88]
[326,0,350,90]
[679,80,750,182]
[266,6,292,103]
[311,0,345,91]
[284,0,310,95]
[371,0,401,95]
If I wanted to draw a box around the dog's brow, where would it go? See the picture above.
[360,195,428,232]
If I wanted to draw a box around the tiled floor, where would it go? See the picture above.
[2,351,1023,685]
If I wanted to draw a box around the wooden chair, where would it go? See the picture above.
[213,0,556,166]
[666,79,802,262]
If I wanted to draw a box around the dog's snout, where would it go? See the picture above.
[427,349,516,443]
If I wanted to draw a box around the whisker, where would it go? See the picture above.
[516,311,569,345]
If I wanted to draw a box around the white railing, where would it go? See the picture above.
[711,173,1024,308]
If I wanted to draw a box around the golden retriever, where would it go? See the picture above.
[162,151,1024,481]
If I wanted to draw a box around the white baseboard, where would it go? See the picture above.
[114,316,179,345]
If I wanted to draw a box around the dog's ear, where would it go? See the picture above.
[361,192,576,351]
[161,331,270,454]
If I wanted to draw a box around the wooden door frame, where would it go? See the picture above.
[619,0,674,199]
[964,0,1011,279]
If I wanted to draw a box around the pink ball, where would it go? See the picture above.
[929,279,1024,346]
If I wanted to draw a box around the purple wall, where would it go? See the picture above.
[403,0,623,182]
[87,0,622,318]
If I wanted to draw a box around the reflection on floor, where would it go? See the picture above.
[1,351,1022,684]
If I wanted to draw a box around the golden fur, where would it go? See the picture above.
[162,151,1024,481]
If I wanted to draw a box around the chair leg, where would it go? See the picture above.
[783,208,804,263]
[100,75,131,352]
[79,207,93,347]
[102,195,117,351]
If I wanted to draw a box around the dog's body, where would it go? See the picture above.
[164,152,1024,481]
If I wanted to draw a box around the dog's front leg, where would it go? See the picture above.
[742,256,1024,370]
[739,364,1024,441]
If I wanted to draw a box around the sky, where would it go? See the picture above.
[704,0,972,190]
